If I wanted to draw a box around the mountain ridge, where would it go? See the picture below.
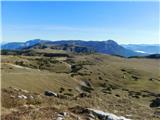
[1,39,144,57]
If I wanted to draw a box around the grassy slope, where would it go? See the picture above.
[1,54,160,120]
[1,54,160,95]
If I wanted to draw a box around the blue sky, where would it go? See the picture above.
[2,1,159,44]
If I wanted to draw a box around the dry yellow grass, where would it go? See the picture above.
[1,54,160,120]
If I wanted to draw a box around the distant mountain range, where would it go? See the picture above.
[1,39,147,57]
[122,44,160,54]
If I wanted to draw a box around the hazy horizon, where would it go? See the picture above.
[2,39,160,45]
[2,1,159,44]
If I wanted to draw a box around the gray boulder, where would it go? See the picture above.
[44,90,57,97]
[87,108,131,120]
[150,97,160,107]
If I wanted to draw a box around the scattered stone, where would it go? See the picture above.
[150,98,160,107]
[78,92,90,98]
[122,88,129,91]
[18,95,27,99]
[134,95,140,99]
[87,108,131,120]
[23,104,28,108]
[28,104,35,109]
[63,93,74,97]
[115,94,120,97]
[69,106,88,114]
[149,78,154,81]
[68,88,72,92]
[13,87,19,91]
[81,80,92,88]
[128,91,141,98]
[59,112,67,116]
[56,116,64,120]
[149,78,160,82]
[101,90,112,94]
[29,95,34,99]
[126,114,132,117]
[57,94,68,99]
[131,75,139,81]
[59,87,65,93]
[20,89,29,93]
[88,113,95,119]
[57,114,63,117]
[44,90,57,97]
[142,94,149,97]
[122,75,126,79]
[77,116,81,120]
[154,111,160,117]
[10,95,15,98]
[56,112,67,120]
[80,86,94,93]
[101,87,112,94]
[121,69,126,72]
[86,117,94,120]
[98,76,103,80]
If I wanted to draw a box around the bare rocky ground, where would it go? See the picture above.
[1,87,160,120]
